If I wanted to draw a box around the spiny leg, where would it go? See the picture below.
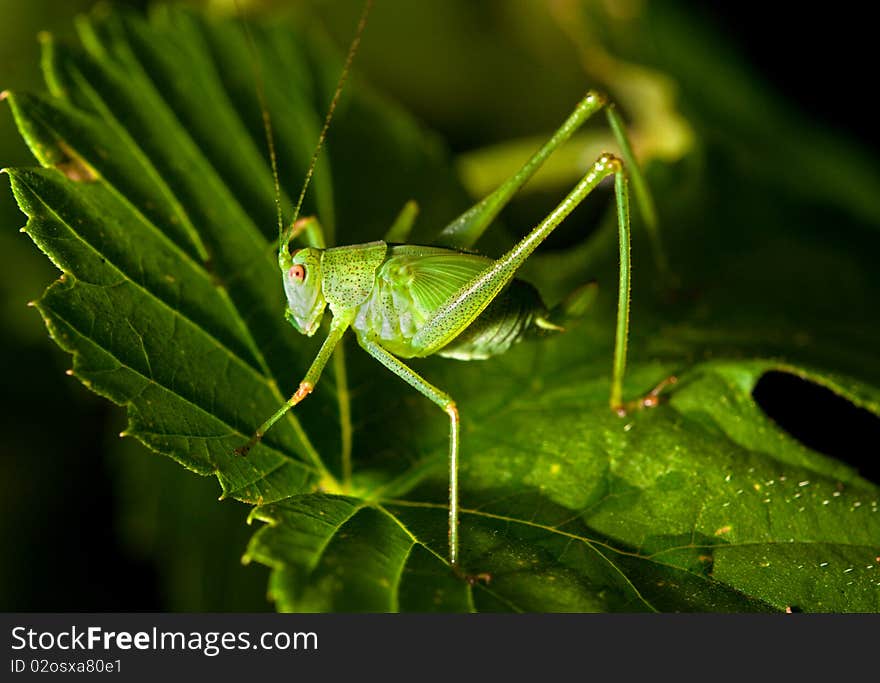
[433,91,607,250]
[235,315,351,456]
[606,105,668,280]
[432,92,659,269]
[610,174,674,417]
[610,170,631,413]
[410,154,639,412]
[413,154,626,355]
[609,167,674,415]
[358,336,463,569]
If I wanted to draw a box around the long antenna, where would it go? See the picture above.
[235,0,284,240]
[282,0,374,249]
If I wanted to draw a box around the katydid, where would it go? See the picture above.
[235,1,671,574]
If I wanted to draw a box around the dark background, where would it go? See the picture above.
[1,0,877,611]
[699,4,880,156]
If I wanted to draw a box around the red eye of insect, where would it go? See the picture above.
[289,264,306,281]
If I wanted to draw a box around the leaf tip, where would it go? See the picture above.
[26,300,36,308]
[0,90,9,102]
[240,553,252,566]
[65,369,74,376]
[36,31,53,45]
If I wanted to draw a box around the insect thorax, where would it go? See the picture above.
[321,240,388,313]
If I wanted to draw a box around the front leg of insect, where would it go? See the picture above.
[236,88,672,574]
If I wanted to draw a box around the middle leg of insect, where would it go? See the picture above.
[238,90,670,573]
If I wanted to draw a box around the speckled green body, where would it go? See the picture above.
[348,243,549,360]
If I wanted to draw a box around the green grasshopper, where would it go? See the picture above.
[235,1,668,574]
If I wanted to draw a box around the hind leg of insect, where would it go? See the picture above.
[431,92,664,277]
[436,159,673,414]
[413,153,634,413]
[431,91,606,251]
[426,93,674,410]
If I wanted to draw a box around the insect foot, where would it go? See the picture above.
[452,565,492,586]
[613,375,679,417]
[234,381,315,457]
[466,572,492,587]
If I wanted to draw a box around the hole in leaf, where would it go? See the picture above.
[753,371,880,484]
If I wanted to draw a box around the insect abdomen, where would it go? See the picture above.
[435,280,547,360]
